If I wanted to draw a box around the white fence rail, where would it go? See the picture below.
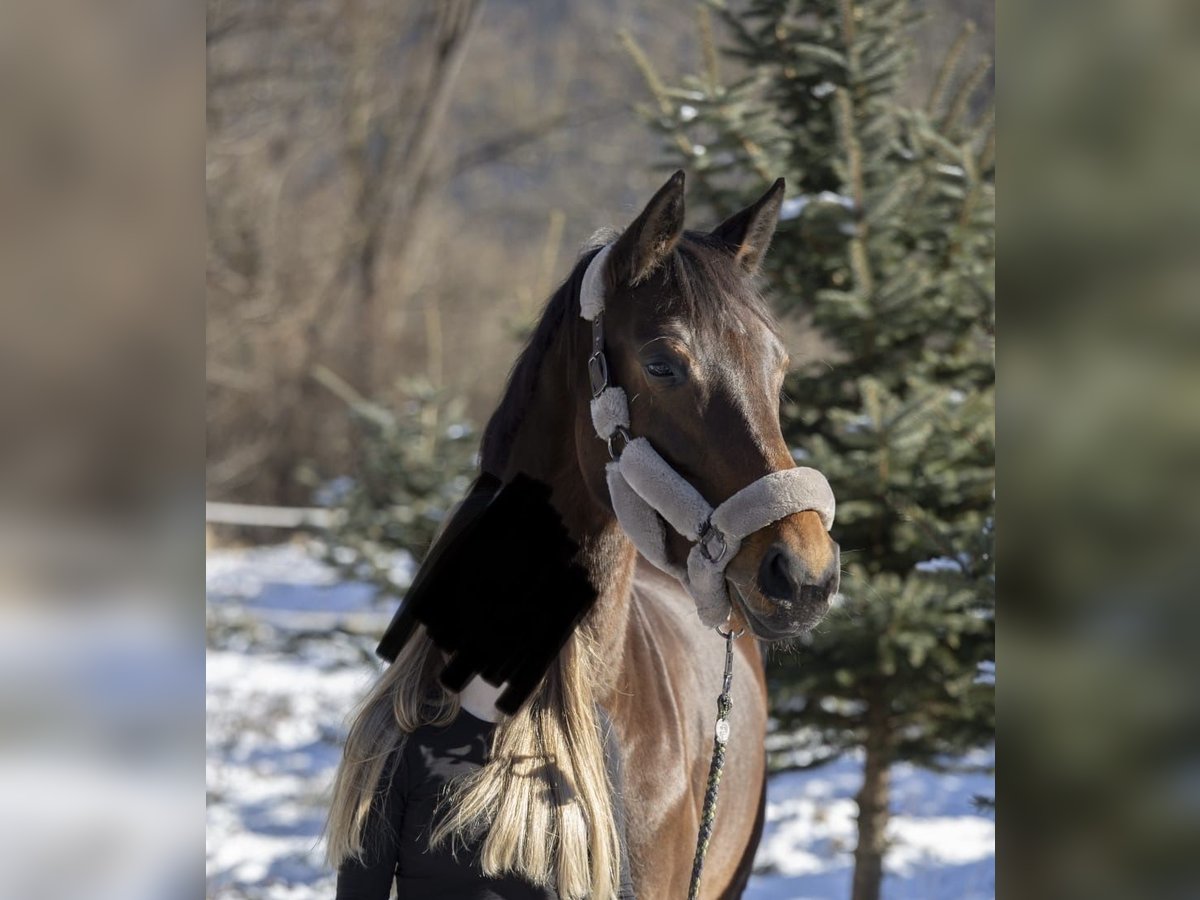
[205,502,343,529]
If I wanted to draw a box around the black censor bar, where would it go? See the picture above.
[376,472,597,715]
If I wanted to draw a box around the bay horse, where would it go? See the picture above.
[478,171,840,898]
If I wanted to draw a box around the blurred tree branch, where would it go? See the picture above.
[446,103,621,179]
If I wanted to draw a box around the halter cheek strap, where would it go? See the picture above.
[581,245,836,627]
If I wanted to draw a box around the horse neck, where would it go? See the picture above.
[497,315,638,699]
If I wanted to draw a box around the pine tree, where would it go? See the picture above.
[625,3,994,898]
[313,367,478,601]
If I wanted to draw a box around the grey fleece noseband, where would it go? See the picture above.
[581,245,836,628]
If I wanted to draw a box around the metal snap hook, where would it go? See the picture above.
[715,609,745,640]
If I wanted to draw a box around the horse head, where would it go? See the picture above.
[582,171,840,639]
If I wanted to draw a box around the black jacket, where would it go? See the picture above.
[335,708,636,899]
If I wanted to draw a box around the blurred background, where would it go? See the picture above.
[2,0,1197,898]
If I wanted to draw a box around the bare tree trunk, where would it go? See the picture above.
[340,0,485,396]
[851,687,892,900]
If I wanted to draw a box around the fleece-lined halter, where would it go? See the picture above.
[581,244,836,628]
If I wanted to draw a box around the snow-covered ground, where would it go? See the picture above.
[206,542,993,899]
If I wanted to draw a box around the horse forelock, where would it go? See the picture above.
[479,246,599,476]
[649,231,781,343]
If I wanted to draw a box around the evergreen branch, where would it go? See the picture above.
[834,89,866,216]
[977,114,996,173]
[927,21,976,116]
[790,42,850,69]
[710,0,762,64]
[923,126,972,162]
[698,4,721,91]
[890,493,973,578]
[972,100,996,153]
[834,87,874,300]
[312,363,395,432]
[965,276,996,332]
[895,118,939,239]
[619,29,674,117]
[619,29,697,160]
[867,169,921,228]
[738,135,776,183]
[942,56,993,135]
[957,145,982,232]
[872,261,924,310]
[839,0,860,71]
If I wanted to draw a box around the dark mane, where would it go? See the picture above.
[479,232,778,476]
[480,246,602,475]
[665,231,779,339]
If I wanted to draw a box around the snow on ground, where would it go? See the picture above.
[748,753,994,899]
[206,542,994,899]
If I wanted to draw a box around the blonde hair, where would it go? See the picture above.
[324,615,622,899]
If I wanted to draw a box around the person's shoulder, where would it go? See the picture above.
[403,709,490,764]
[408,708,489,743]
[401,710,493,794]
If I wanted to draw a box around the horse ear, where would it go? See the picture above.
[611,170,686,285]
[711,177,786,275]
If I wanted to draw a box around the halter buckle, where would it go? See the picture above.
[588,352,609,398]
[606,425,631,460]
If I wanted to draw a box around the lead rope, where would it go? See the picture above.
[687,622,742,899]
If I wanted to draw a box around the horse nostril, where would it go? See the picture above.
[758,544,799,600]
[799,561,840,604]
[798,577,833,605]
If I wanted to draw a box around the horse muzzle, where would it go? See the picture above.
[730,539,840,638]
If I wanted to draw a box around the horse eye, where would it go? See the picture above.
[644,361,675,379]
